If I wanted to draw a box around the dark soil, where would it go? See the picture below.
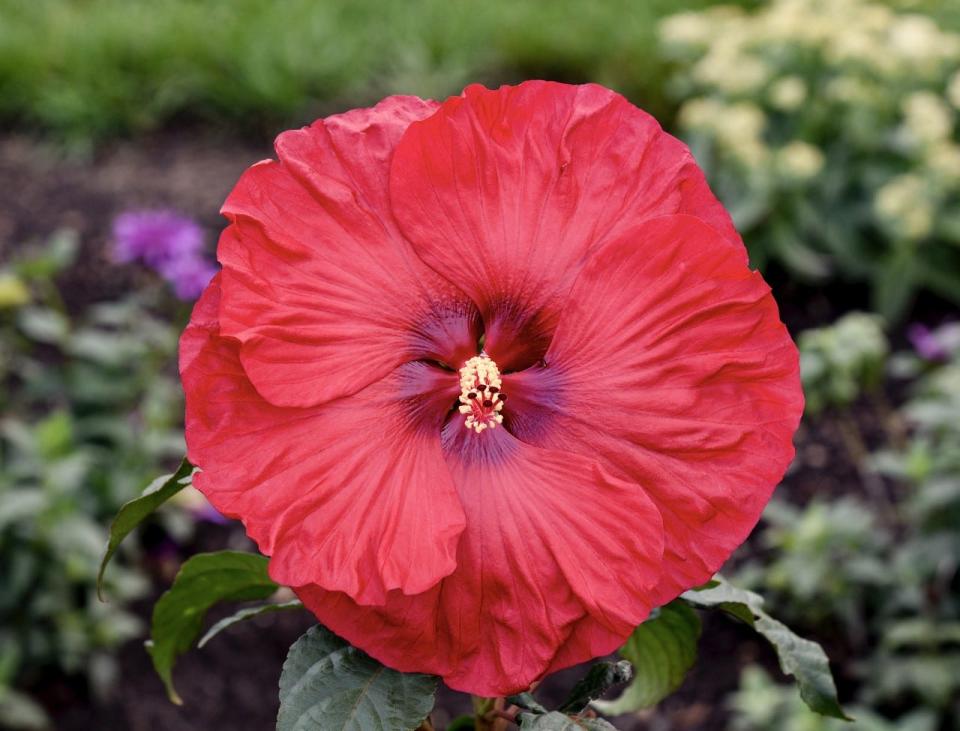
[0,130,910,730]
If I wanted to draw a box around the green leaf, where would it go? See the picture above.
[752,615,853,720]
[277,624,437,731]
[592,601,700,715]
[148,551,278,704]
[770,222,832,281]
[518,711,617,730]
[15,229,78,279]
[872,245,917,324]
[681,580,763,625]
[507,692,548,714]
[198,600,304,648]
[682,578,851,720]
[0,490,48,531]
[0,687,51,730]
[17,307,69,344]
[559,660,632,713]
[97,459,193,599]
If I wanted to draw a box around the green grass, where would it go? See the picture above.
[0,0,752,144]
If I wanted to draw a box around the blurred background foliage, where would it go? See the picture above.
[664,0,960,320]
[0,234,193,728]
[0,0,759,144]
[1,0,959,729]
[739,322,960,728]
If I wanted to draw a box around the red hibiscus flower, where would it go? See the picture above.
[180,81,803,695]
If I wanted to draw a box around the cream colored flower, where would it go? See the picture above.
[875,175,934,240]
[889,14,940,56]
[660,11,715,48]
[948,70,960,109]
[729,138,771,168]
[825,76,876,105]
[715,104,770,168]
[903,91,954,144]
[769,77,807,111]
[859,4,894,33]
[925,142,960,183]
[888,14,960,67]
[778,141,826,180]
[693,43,770,95]
[762,0,832,45]
[720,102,767,142]
[828,27,892,72]
[680,99,769,169]
[678,98,726,131]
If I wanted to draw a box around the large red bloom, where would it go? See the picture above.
[181,82,803,695]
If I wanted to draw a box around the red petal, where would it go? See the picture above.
[180,278,467,604]
[218,95,480,408]
[389,81,741,370]
[294,423,664,695]
[178,271,222,375]
[503,214,803,604]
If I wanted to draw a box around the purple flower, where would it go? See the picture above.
[908,324,948,361]
[111,209,218,301]
[159,254,218,301]
[195,501,231,525]
[112,210,203,267]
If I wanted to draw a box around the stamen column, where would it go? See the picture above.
[458,354,506,433]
